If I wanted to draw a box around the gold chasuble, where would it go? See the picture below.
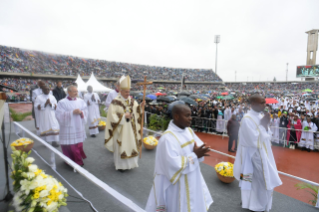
[104,95,143,164]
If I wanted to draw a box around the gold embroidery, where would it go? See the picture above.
[121,151,127,158]
[116,113,122,119]
[185,175,191,212]
[39,128,59,135]
[181,139,195,148]
[104,114,123,144]
[170,156,185,184]
[111,99,126,110]
[117,140,122,147]
[152,174,158,206]
[131,149,138,157]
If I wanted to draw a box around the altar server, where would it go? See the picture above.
[56,85,88,166]
[34,84,59,147]
[299,116,318,152]
[84,85,101,137]
[104,80,120,111]
[146,104,213,212]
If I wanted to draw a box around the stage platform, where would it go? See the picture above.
[1,121,317,212]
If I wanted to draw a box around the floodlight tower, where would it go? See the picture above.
[214,35,220,75]
[286,63,289,83]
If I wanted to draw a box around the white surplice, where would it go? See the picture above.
[55,98,88,145]
[146,121,213,212]
[84,92,101,135]
[270,118,280,144]
[32,88,52,134]
[34,94,59,143]
[234,110,282,212]
[216,110,224,133]
[104,89,118,111]
[299,121,318,150]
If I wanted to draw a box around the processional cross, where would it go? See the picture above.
[136,76,153,158]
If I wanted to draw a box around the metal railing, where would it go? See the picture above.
[144,112,319,150]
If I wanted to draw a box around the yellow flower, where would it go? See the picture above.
[33,192,40,199]
[47,200,52,206]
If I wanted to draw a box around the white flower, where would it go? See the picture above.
[58,194,64,200]
[47,202,58,212]
[20,179,32,195]
[28,165,38,173]
[39,190,49,198]
[26,157,35,164]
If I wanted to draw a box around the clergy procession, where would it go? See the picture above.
[28,73,287,212]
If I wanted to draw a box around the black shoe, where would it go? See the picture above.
[307,148,311,152]
[52,141,60,147]
[229,150,235,153]
[91,134,96,137]
[118,169,126,172]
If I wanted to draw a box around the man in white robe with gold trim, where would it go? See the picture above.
[84,85,101,137]
[234,95,282,212]
[34,84,60,147]
[146,104,213,212]
[104,75,143,171]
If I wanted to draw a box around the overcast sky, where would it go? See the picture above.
[0,0,318,82]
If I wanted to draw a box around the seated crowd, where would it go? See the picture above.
[0,45,222,82]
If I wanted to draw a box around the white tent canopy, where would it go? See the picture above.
[85,73,112,93]
[75,74,88,92]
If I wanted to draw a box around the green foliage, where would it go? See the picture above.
[100,105,107,117]
[148,114,171,131]
[295,183,318,206]
[9,108,32,122]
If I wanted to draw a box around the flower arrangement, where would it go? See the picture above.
[143,136,159,150]
[98,121,106,126]
[215,162,234,177]
[11,138,34,152]
[143,136,158,146]
[10,144,68,212]
[10,138,33,147]
[303,126,309,131]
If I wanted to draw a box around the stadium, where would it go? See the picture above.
[1,1,319,212]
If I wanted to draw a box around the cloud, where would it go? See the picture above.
[0,0,318,82]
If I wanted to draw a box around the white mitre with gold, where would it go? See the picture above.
[119,75,131,90]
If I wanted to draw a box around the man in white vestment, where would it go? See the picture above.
[56,85,88,166]
[32,80,52,135]
[234,95,282,212]
[104,75,143,171]
[34,84,60,147]
[270,114,280,144]
[299,116,318,152]
[146,104,213,212]
[84,86,101,137]
[216,106,224,134]
[104,80,119,112]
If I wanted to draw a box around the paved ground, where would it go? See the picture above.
[1,120,318,212]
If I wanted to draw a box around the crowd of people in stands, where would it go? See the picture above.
[2,76,319,94]
[0,45,222,82]
[142,94,319,152]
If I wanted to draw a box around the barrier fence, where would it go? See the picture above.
[145,112,319,150]
[13,121,146,212]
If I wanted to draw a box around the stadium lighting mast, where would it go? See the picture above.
[214,35,220,75]
[286,63,289,83]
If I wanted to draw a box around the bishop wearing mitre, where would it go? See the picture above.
[104,75,143,171]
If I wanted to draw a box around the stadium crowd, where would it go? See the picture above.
[0,45,222,82]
